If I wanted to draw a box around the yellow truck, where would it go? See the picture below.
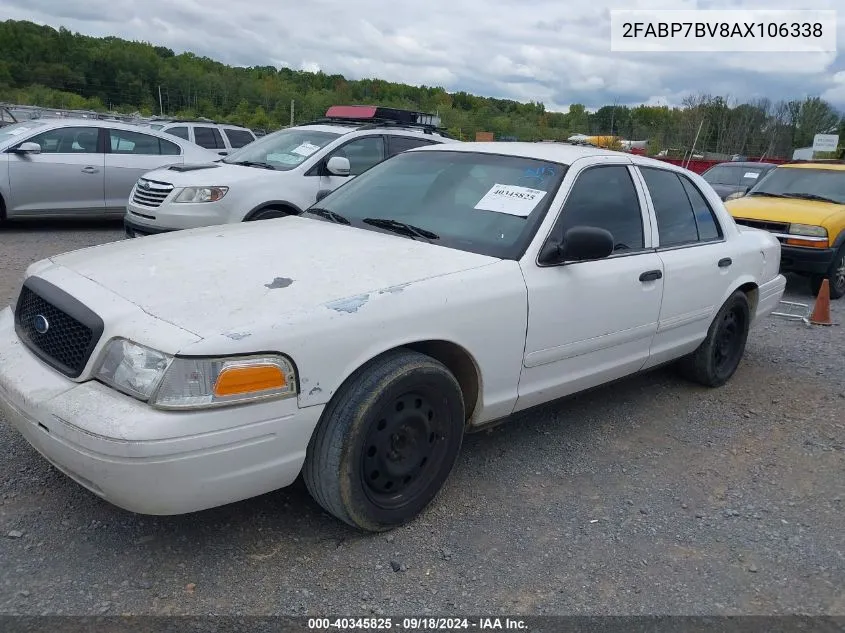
[725,161,845,299]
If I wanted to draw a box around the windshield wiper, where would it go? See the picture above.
[363,218,439,241]
[227,160,276,170]
[747,191,790,198]
[779,192,842,204]
[304,207,350,225]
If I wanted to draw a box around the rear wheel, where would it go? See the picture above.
[809,244,845,300]
[303,349,465,532]
[678,291,751,388]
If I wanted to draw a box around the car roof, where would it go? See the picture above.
[410,141,684,166]
[161,121,253,131]
[0,118,219,153]
[13,117,175,135]
[780,162,845,171]
[708,161,776,168]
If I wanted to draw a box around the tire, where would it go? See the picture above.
[303,349,465,532]
[678,290,751,388]
[247,207,291,221]
[809,244,845,300]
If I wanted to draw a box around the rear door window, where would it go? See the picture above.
[193,126,225,150]
[223,128,256,148]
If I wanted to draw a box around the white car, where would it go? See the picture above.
[123,106,458,237]
[0,142,786,531]
[0,119,222,220]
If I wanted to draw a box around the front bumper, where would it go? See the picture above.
[754,274,787,326]
[125,196,234,235]
[124,216,175,238]
[780,245,836,275]
[0,308,323,515]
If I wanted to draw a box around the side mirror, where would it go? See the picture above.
[315,189,332,202]
[13,142,41,155]
[326,156,350,177]
[538,226,614,265]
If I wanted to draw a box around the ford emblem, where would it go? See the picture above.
[33,314,49,334]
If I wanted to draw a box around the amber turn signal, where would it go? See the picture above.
[785,238,828,248]
[213,364,287,397]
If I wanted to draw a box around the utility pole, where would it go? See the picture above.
[684,120,705,169]
[158,85,164,116]
[609,97,618,136]
[290,99,295,126]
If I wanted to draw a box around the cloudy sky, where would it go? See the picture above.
[4,0,845,112]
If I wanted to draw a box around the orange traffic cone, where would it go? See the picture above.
[808,279,833,326]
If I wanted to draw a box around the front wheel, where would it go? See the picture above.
[677,290,751,388]
[248,207,291,221]
[810,244,845,300]
[303,349,465,532]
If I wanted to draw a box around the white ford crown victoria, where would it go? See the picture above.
[0,142,786,531]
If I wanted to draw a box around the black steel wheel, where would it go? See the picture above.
[677,290,751,388]
[361,391,452,508]
[303,349,465,532]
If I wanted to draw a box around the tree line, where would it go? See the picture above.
[1,19,843,157]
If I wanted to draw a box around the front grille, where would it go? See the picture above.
[14,278,104,378]
[734,218,789,233]
[733,218,789,243]
[131,178,174,209]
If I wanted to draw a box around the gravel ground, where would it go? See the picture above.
[0,219,843,616]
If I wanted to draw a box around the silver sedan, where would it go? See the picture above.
[0,119,221,220]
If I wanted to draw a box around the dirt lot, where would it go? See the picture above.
[0,220,843,616]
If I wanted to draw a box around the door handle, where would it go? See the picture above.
[81,166,99,174]
[718,257,732,268]
[639,270,663,282]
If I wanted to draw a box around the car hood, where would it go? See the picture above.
[724,195,843,226]
[141,161,288,186]
[46,217,499,339]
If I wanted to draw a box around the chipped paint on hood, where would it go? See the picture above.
[47,216,499,338]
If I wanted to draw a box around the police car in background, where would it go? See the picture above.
[124,106,458,236]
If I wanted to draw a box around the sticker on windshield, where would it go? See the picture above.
[267,153,303,165]
[291,142,321,157]
[743,172,760,179]
[474,184,547,217]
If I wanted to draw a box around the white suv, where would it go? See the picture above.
[141,120,256,155]
[124,106,458,236]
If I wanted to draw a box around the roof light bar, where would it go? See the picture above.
[324,105,442,128]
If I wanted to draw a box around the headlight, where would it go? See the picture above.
[95,341,297,409]
[725,191,745,201]
[788,224,827,238]
[173,186,229,203]
[96,338,172,400]
[152,354,297,409]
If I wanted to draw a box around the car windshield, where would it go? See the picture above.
[304,150,568,259]
[222,128,342,170]
[0,121,46,145]
[747,167,845,204]
[703,165,770,187]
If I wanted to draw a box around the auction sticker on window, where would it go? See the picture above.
[474,183,547,217]
[292,142,321,157]
[743,172,760,178]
